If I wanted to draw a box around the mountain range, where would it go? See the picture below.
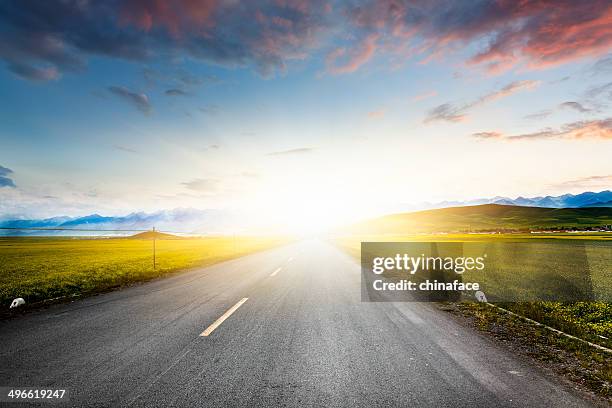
[0,190,610,236]
[0,208,236,236]
[410,190,612,211]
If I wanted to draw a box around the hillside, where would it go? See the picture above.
[129,231,182,240]
[345,204,612,234]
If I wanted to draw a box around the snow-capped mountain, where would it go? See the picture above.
[0,208,237,236]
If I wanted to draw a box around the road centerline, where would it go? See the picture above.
[270,267,282,277]
[200,298,249,337]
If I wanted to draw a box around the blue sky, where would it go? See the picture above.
[0,0,610,231]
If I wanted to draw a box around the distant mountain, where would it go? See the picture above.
[0,216,74,229]
[345,204,612,234]
[0,208,236,236]
[404,190,612,212]
[1,190,610,236]
[582,200,612,208]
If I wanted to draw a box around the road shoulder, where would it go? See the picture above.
[439,302,611,406]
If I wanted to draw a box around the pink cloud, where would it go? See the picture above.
[367,109,385,119]
[119,0,218,37]
[342,0,612,75]
[411,90,437,102]
[469,3,612,72]
[473,118,612,141]
[472,131,503,140]
[4,0,610,81]
[326,33,379,74]
[425,80,540,123]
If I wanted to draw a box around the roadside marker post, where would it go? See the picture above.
[153,226,156,270]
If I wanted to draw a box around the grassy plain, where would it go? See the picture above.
[0,236,283,306]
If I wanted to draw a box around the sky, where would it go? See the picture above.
[0,0,611,233]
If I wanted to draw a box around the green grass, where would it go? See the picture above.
[337,231,612,398]
[335,233,612,344]
[499,301,612,349]
[453,302,612,398]
[344,204,612,234]
[337,204,612,398]
[0,236,283,306]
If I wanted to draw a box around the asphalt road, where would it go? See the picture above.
[0,240,596,407]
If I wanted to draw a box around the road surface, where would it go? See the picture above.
[0,240,595,407]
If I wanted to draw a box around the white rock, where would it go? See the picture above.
[10,298,25,309]
[474,291,488,303]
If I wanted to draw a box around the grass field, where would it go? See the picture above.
[0,235,283,307]
[335,233,612,348]
[344,204,612,234]
[337,203,612,395]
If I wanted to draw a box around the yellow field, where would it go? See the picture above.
[0,236,284,305]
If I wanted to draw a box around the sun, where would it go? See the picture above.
[246,187,376,236]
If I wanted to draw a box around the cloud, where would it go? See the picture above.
[342,0,612,74]
[177,71,219,86]
[0,2,145,82]
[584,82,612,101]
[367,109,385,119]
[472,118,612,141]
[200,105,220,115]
[425,103,467,123]
[559,101,591,113]
[589,54,612,76]
[113,145,139,154]
[553,175,612,190]
[472,131,502,139]
[181,178,219,193]
[240,171,260,179]
[425,80,539,123]
[412,90,437,102]
[267,147,314,156]
[2,1,610,81]
[0,0,331,81]
[195,144,220,152]
[108,86,152,114]
[557,175,612,188]
[165,88,189,96]
[551,76,571,84]
[0,165,16,188]
[118,0,218,36]
[326,33,379,74]
[7,63,60,81]
[523,99,594,123]
[469,80,541,107]
[524,98,596,122]
[144,67,221,91]
[524,110,553,120]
